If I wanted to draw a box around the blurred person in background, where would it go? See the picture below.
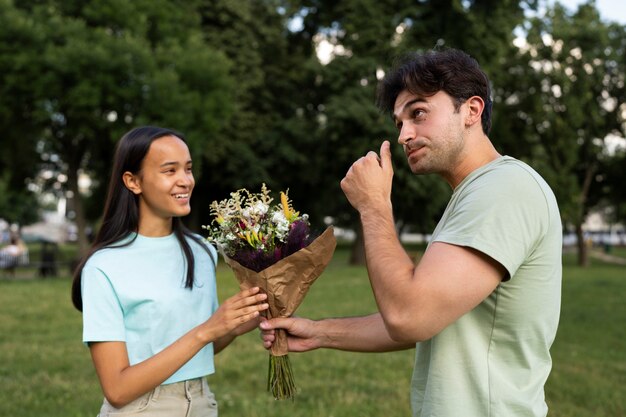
[0,232,28,270]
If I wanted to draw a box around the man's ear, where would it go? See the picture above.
[465,96,484,127]
[122,171,142,195]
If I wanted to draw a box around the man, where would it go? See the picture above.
[261,48,562,416]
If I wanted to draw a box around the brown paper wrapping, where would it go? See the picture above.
[225,226,336,356]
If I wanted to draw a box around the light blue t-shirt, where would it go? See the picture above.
[411,156,562,417]
[81,232,219,385]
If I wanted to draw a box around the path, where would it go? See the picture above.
[590,250,626,266]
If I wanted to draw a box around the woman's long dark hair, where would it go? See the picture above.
[71,126,212,311]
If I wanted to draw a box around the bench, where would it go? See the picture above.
[0,251,30,276]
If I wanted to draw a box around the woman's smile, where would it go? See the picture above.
[173,192,190,202]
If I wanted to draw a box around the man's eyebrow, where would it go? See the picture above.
[393,97,427,122]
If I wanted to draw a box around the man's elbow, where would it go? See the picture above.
[383,313,436,344]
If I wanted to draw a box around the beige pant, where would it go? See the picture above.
[97,378,218,417]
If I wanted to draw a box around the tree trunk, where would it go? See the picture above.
[349,223,366,265]
[574,163,596,268]
[67,167,89,257]
[575,222,589,267]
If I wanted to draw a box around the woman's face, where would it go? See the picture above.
[127,135,194,234]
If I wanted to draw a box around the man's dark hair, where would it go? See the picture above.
[376,48,493,135]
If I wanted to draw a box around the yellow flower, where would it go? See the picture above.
[244,231,255,247]
[281,192,290,218]
[281,191,300,222]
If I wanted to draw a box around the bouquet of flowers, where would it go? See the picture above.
[205,184,336,400]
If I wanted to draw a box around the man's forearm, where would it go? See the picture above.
[359,206,417,321]
[317,313,414,352]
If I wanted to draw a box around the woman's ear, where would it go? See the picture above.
[122,172,142,195]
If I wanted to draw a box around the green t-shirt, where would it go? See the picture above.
[411,156,562,417]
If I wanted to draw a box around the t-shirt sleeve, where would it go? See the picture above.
[81,263,126,344]
[433,168,549,279]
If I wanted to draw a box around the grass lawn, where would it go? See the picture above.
[0,247,624,416]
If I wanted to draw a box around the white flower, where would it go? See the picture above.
[272,211,287,224]
[271,211,290,240]
[252,201,269,216]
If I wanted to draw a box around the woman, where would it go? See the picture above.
[71,126,268,416]
[0,233,28,269]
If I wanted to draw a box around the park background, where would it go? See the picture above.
[0,0,625,416]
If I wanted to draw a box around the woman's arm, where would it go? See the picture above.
[213,315,263,354]
[90,287,268,408]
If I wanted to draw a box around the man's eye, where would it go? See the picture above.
[396,122,403,131]
[413,109,425,118]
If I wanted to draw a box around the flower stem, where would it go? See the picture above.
[267,354,296,400]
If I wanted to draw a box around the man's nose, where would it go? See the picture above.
[397,123,415,145]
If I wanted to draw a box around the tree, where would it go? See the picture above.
[494,2,626,266]
[194,0,323,229]
[0,0,48,225]
[0,0,234,253]
[0,175,39,227]
[602,146,626,226]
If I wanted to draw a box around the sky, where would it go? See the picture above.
[551,0,626,24]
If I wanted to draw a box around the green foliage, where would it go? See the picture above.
[1,0,625,264]
[0,175,38,225]
[0,0,46,192]
[0,0,234,247]
[493,3,626,231]
[603,148,626,224]
[193,0,322,223]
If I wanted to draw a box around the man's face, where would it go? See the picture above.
[392,90,467,176]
